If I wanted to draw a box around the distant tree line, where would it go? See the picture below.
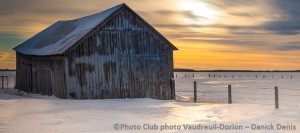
[174,68,300,72]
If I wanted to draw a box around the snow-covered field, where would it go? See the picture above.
[175,72,300,108]
[0,71,300,133]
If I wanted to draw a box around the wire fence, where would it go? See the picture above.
[0,74,16,89]
[174,72,300,109]
[174,73,297,79]
[1,71,299,108]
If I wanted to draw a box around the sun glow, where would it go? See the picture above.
[176,0,221,25]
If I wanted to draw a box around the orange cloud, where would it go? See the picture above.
[0,51,15,69]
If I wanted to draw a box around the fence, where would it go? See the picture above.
[0,74,16,89]
[174,73,296,79]
[174,72,300,109]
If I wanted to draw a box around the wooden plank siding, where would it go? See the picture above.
[64,7,174,99]
[15,53,67,98]
[15,6,175,100]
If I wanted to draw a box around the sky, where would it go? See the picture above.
[1,0,300,70]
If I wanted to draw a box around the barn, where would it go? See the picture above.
[13,3,178,99]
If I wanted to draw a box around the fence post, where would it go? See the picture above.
[228,85,232,104]
[194,81,197,103]
[275,86,279,109]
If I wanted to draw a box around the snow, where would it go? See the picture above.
[175,72,300,108]
[1,71,300,132]
[13,3,125,55]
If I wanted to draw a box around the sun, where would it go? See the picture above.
[176,0,221,25]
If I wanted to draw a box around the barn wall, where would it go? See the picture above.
[65,7,174,99]
[16,53,67,98]
[16,52,32,93]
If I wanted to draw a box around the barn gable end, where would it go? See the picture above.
[64,5,175,99]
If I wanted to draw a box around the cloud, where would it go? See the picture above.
[203,0,263,9]
[182,11,207,20]
[0,51,14,60]
[261,21,300,35]
[155,10,176,16]
[202,0,300,35]
[229,12,282,20]
[0,32,27,57]
[161,32,234,40]
[136,11,149,16]
[180,38,267,47]
[153,23,203,29]
[154,10,207,21]
[258,0,300,35]
[153,23,258,34]
[274,42,300,51]
[162,31,271,48]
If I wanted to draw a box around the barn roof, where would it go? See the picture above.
[14,3,178,56]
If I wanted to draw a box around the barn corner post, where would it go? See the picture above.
[170,78,175,99]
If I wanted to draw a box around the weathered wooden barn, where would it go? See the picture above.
[13,3,178,99]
